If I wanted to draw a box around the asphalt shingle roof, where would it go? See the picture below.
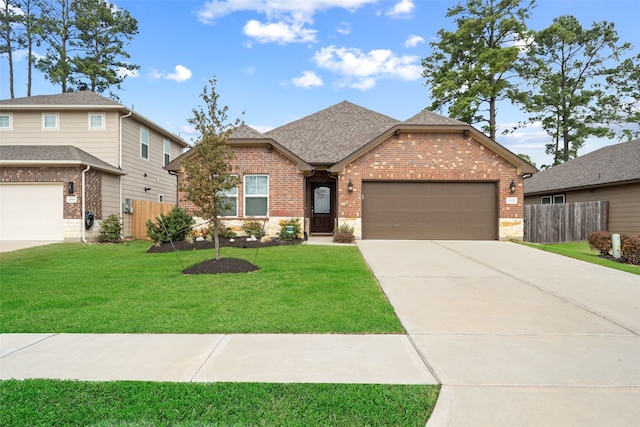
[402,109,466,126]
[0,91,122,106]
[229,124,266,139]
[524,139,640,194]
[264,101,400,164]
[0,145,123,174]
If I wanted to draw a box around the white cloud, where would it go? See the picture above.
[179,125,197,136]
[291,71,323,88]
[197,0,375,45]
[197,0,376,24]
[404,34,424,48]
[313,45,422,90]
[243,18,316,44]
[149,65,193,82]
[386,0,414,17]
[166,65,192,82]
[336,21,351,35]
[116,67,138,79]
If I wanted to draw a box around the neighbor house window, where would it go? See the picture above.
[220,176,238,217]
[89,113,105,130]
[244,174,268,216]
[163,139,171,166]
[140,127,149,159]
[42,113,58,130]
[158,194,164,203]
[541,194,565,204]
[0,113,11,129]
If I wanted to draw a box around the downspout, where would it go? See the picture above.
[168,170,179,207]
[119,111,132,239]
[81,165,91,243]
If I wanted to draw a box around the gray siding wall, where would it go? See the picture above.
[5,110,120,166]
[120,117,182,205]
[102,173,121,218]
[525,182,640,235]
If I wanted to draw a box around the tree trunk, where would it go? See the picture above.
[213,220,221,260]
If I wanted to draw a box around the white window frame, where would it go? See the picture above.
[220,175,238,217]
[88,113,105,130]
[163,139,171,166]
[541,194,565,204]
[244,174,269,217]
[42,113,59,130]
[158,194,164,203]
[140,126,149,160]
[553,194,565,204]
[0,113,12,130]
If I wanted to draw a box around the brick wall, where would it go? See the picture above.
[338,132,523,220]
[0,166,103,219]
[178,145,305,218]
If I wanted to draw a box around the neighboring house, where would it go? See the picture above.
[0,91,188,242]
[524,139,640,236]
[167,101,536,240]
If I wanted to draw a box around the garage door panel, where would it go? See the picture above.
[362,182,497,240]
[0,184,64,241]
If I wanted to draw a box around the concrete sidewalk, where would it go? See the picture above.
[0,333,436,384]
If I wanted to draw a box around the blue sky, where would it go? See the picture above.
[2,0,638,167]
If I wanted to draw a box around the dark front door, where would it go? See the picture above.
[311,184,334,234]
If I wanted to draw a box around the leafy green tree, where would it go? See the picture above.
[36,0,75,92]
[422,0,535,139]
[1,0,23,98]
[516,153,536,168]
[70,0,138,98]
[516,16,638,164]
[16,0,43,96]
[180,78,242,260]
[1,0,45,97]
[34,0,138,96]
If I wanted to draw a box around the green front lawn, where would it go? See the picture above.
[520,240,640,275]
[0,380,439,426]
[0,242,440,426]
[0,241,403,333]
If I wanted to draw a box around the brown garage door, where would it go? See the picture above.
[362,181,498,240]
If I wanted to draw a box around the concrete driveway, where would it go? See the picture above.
[357,240,640,427]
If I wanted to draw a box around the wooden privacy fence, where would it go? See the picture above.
[524,201,608,244]
[130,200,175,240]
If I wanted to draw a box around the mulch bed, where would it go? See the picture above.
[147,236,304,274]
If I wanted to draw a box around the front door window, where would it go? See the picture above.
[311,184,333,233]
[314,186,331,214]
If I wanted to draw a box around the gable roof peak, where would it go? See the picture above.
[403,109,467,126]
[264,100,400,164]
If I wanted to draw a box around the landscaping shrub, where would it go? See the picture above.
[146,207,195,245]
[200,223,237,240]
[587,231,612,255]
[242,219,266,238]
[333,223,355,243]
[278,218,302,240]
[622,235,640,265]
[98,214,122,243]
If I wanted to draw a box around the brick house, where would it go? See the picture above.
[0,92,188,242]
[167,101,537,240]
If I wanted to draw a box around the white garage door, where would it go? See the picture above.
[0,183,64,241]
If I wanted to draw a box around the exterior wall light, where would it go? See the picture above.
[347,178,354,193]
[509,180,516,193]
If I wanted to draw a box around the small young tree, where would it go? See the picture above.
[180,78,241,260]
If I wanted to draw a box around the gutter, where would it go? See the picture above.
[81,165,91,243]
